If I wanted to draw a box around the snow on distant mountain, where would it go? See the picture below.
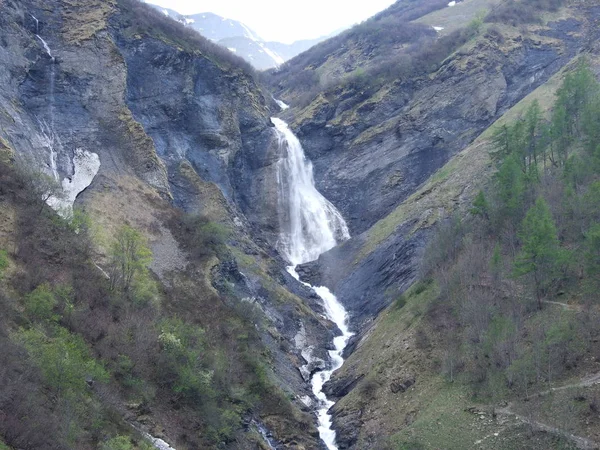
[144,3,335,70]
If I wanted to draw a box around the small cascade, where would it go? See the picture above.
[272,118,352,450]
[254,421,277,450]
[30,14,39,34]
[143,433,176,450]
[31,14,55,61]
[38,120,60,181]
[36,35,54,60]
[274,98,289,110]
[31,13,58,180]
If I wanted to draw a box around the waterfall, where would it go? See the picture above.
[273,118,349,265]
[36,35,54,60]
[30,18,100,216]
[30,14,39,34]
[32,15,58,178]
[272,118,352,450]
[274,98,289,110]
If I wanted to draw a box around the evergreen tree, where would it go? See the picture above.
[491,124,512,159]
[495,153,525,223]
[556,59,597,136]
[513,197,563,308]
[585,223,600,285]
[470,190,489,219]
[524,100,542,173]
[549,102,570,166]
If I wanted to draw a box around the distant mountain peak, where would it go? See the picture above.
[143,2,336,70]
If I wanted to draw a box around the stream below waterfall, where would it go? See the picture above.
[272,117,353,450]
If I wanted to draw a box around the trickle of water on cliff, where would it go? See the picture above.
[30,17,101,217]
[272,117,353,450]
[32,14,58,179]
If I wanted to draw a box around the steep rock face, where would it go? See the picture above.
[0,0,171,197]
[113,30,273,208]
[280,6,600,333]
[290,19,583,236]
[0,0,338,447]
[111,9,293,246]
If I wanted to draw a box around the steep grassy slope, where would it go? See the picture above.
[323,47,600,450]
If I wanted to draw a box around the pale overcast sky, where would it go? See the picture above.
[146,0,397,43]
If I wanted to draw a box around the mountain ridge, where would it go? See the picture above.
[145,2,340,70]
[1,0,600,448]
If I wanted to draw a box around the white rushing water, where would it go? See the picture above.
[143,432,176,450]
[274,98,289,110]
[273,118,349,264]
[36,35,54,60]
[38,121,60,181]
[30,14,39,34]
[272,117,352,450]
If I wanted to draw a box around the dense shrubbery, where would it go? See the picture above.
[180,214,231,258]
[485,0,564,26]
[0,158,293,447]
[421,60,600,400]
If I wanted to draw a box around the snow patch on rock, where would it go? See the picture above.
[47,149,100,216]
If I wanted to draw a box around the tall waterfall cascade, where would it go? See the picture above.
[273,118,349,265]
[272,118,353,450]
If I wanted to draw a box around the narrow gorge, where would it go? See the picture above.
[1,0,600,449]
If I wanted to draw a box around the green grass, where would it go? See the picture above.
[390,382,487,449]
[415,0,503,35]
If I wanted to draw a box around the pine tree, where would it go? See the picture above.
[491,124,511,159]
[513,197,562,308]
[524,100,542,173]
[495,153,525,223]
[585,223,600,285]
[470,190,489,219]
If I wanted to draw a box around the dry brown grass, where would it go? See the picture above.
[61,0,116,44]
[117,107,169,193]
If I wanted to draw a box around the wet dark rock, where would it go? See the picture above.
[323,373,365,399]
[341,334,360,358]
[295,263,322,286]
[332,409,362,450]
[390,376,415,394]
